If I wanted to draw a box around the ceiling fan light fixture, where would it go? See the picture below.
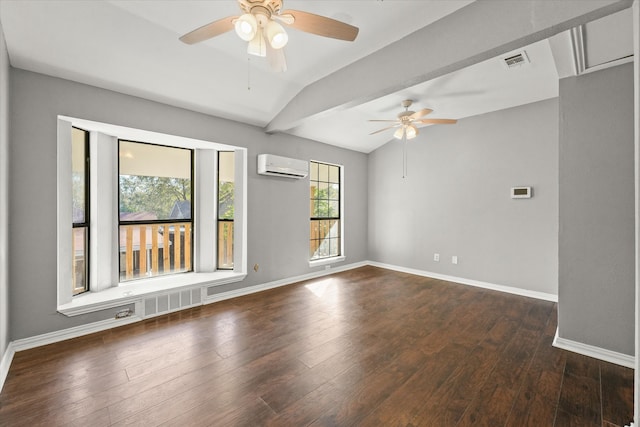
[405,125,418,139]
[265,20,288,49]
[247,29,267,57]
[393,127,405,140]
[234,13,258,41]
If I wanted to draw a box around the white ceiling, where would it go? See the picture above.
[0,1,633,153]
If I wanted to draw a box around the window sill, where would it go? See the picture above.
[309,256,346,268]
[58,271,246,317]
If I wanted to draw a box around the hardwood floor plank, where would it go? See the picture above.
[407,316,522,425]
[0,266,633,427]
[556,353,602,425]
[600,361,634,427]
[358,343,472,426]
[453,321,546,425]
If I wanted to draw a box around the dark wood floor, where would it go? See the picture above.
[0,266,634,426]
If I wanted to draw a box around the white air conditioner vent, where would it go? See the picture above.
[142,288,202,319]
[258,154,308,179]
[502,51,530,69]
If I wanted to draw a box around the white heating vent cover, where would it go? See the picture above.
[142,288,202,319]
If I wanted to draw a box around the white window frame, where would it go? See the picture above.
[56,116,247,316]
[308,160,345,267]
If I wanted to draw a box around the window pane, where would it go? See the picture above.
[309,161,341,261]
[72,227,88,295]
[328,201,339,218]
[328,184,339,200]
[328,165,339,183]
[218,221,234,269]
[72,128,87,224]
[119,140,193,282]
[218,151,235,220]
[309,182,318,200]
[329,238,339,257]
[318,181,329,198]
[318,163,329,182]
[329,219,339,238]
[217,151,235,269]
[119,141,192,222]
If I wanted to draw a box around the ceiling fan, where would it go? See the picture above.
[179,0,359,72]
[369,100,457,140]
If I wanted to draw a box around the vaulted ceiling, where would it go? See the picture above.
[0,1,634,152]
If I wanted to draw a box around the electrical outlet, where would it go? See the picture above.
[433,253,440,262]
[452,256,458,265]
[253,264,259,272]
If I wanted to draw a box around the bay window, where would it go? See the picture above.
[57,117,247,315]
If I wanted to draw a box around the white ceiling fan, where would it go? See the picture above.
[179,0,359,72]
[369,100,457,140]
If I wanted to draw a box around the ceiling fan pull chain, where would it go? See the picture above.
[247,56,251,91]
[402,137,408,179]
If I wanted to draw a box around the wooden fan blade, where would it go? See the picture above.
[369,125,398,135]
[179,16,236,45]
[273,13,295,25]
[415,118,458,125]
[409,108,433,120]
[266,40,287,72]
[281,9,359,41]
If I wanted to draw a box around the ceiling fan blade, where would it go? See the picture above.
[281,9,359,41]
[415,118,458,125]
[369,125,398,135]
[179,16,236,45]
[273,13,295,25]
[266,40,288,72]
[409,108,433,120]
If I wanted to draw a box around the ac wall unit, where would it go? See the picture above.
[257,154,308,179]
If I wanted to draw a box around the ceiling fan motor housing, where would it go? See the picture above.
[239,0,283,17]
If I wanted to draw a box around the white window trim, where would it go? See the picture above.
[57,116,247,316]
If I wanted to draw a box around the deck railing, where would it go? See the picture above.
[217,221,234,269]
[119,222,192,281]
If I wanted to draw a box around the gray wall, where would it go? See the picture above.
[0,20,9,362]
[368,98,559,296]
[8,69,368,340]
[558,62,635,355]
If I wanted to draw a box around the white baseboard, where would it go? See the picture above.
[368,261,558,302]
[11,315,143,353]
[0,315,141,393]
[204,261,369,304]
[553,328,635,368]
[0,342,15,393]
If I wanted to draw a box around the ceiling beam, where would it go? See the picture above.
[265,0,633,134]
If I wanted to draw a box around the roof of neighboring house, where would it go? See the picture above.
[169,201,191,220]
[119,211,158,221]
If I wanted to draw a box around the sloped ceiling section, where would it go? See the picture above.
[0,0,634,153]
[265,0,634,142]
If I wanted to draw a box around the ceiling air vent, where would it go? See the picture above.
[502,51,530,69]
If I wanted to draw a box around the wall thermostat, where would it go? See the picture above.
[511,186,532,199]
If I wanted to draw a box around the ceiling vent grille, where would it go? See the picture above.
[502,51,530,69]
